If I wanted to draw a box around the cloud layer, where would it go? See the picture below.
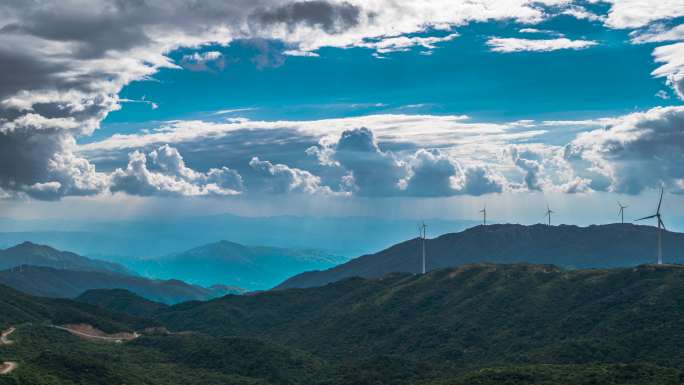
[1,1,684,201]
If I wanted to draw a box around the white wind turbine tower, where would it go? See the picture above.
[545,204,554,226]
[635,187,666,265]
[480,205,487,226]
[618,202,628,224]
[419,221,427,274]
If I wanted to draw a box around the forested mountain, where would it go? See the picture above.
[3,263,684,385]
[278,223,684,288]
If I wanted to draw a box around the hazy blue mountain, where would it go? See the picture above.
[278,223,684,289]
[0,265,242,304]
[118,240,349,290]
[0,241,133,275]
[0,215,476,258]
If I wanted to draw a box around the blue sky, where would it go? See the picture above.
[101,16,676,133]
[1,1,684,227]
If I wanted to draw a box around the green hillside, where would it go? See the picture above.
[76,289,168,318]
[3,263,684,384]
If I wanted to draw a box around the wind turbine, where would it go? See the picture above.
[635,188,666,265]
[545,204,554,226]
[420,221,427,274]
[479,205,487,226]
[618,202,628,224]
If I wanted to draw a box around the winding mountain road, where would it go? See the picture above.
[1,327,17,375]
[0,327,15,345]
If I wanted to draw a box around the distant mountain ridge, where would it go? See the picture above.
[0,265,241,304]
[278,223,684,289]
[0,241,133,275]
[122,240,348,290]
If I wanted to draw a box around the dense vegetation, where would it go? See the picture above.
[76,289,168,318]
[3,263,684,384]
[279,223,684,288]
[0,284,148,333]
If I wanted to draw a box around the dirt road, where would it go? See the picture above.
[0,328,15,345]
[0,327,17,375]
[52,325,139,343]
[0,362,17,375]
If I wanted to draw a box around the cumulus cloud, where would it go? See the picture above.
[248,156,336,195]
[110,145,243,197]
[566,106,684,194]
[486,37,598,53]
[330,128,408,196]
[401,149,504,196]
[309,128,506,197]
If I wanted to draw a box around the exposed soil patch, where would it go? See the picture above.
[0,362,17,375]
[55,324,139,343]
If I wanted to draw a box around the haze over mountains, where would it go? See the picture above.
[119,241,347,290]
[279,223,684,289]
[0,243,242,304]
[0,214,475,258]
[0,242,132,276]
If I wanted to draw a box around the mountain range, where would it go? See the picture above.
[115,240,348,290]
[4,262,684,384]
[0,242,243,304]
[278,223,684,289]
[0,266,241,304]
[0,214,475,257]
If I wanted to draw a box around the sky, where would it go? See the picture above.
[1,0,684,227]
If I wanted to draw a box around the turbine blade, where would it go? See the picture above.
[657,187,664,213]
[635,214,657,221]
[659,218,667,230]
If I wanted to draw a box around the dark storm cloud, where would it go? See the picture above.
[252,1,361,34]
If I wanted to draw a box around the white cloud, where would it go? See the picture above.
[486,37,598,53]
[80,113,543,157]
[601,0,684,29]
[248,157,338,195]
[110,145,243,197]
[630,23,684,44]
[559,5,603,22]
[180,51,226,72]
[356,33,459,55]
[566,106,684,194]
[652,42,684,99]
